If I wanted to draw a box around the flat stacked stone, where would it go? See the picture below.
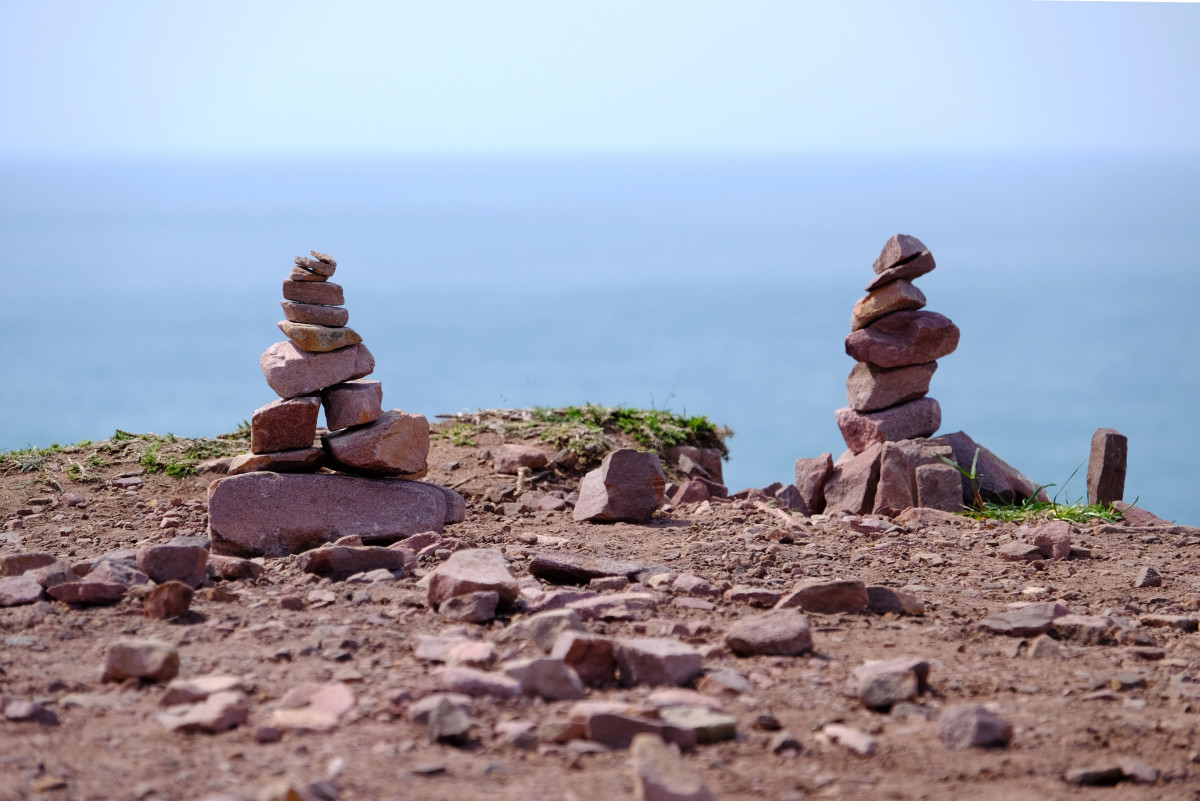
[836,235,960,454]
[210,250,461,556]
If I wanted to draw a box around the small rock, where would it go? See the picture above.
[157,690,249,733]
[938,704,1012,750]
[657,707,737,745]
[615,638,704,687]
[823,724,878,756]
[1133,566,1162,588]
[528,551,644,586]
[775,578,869,614]
[524,609,588,651]
[0,552,57,577]
[103,639,180,683]
[250,396,321,454]
[573,449,667,524]
[4,699,59,725]
[298,545,407,579]
[438,591,500,623]
[1086,427,1128,507]
[431,667,522,699]
[1064,765,1125,787]
[271,682,355,733]
[0,575,44,607]
[260,340,373,400]
[1029,520,1072,560]
[978,602,1070,637]
[866,586,925,616]
[424,695,474,746]
[630,733,716,801]
[162,675,249,706]
[144,581,194,620]
[502,658,587,701]
[724,585,783,608]
[137,545,208,588]
[277,320,363,353]
[725,608,813,657]
[428,549,518,611]
[495,444,549,474]
[322,409,429,478]
[853,657,929,710]
[997,541,1043,563]
[551,631,618,688]
[321,380,384,431]
[1028,635,1063,660]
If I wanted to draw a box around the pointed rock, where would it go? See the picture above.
[872,234,928,274]
[573,449,666,523]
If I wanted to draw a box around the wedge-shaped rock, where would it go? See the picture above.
[260,341,374,399]
[573,449,666,523]
[322,409,429,478]
[847,361,938,413]
[278,321,362,353]
[845,311,959,369]
[872,234,928,274]
[835,397,941,455]
[866,250,936,291]
[208,472,453,557]
[280,300,349,328]
[822,443,882,515]
[851,279,927,331]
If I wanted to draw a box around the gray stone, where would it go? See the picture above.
[853,657,930,710]
[502,657,587,701]
[1087,428,1127,506]
[978,602,1070,637]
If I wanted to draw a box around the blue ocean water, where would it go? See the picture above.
[2,155,1198,524]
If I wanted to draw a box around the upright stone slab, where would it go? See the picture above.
[823,443,882,515]
[793,453,834,515]
[260,341,375,399]
[1086,427,1127,506]
[208,472,453,557]
[322,409,429,477]
[250,396,321,454]
[845,311,960,369]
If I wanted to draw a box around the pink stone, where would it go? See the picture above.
[614,638,704,687]
[528,551,643,586]
[0,575,44,606]
[835,397,942,454]
[281,279,344,306]
[251,396,320,454]
[501,657,587,701]
[227,447,326,475]
[271,682,355,733]
[289,265,326,282]
[822,443,882,515]
[915,462,963,512]
[296,252,337,275]
[997,541,1043,562]
[793,452,833,515]
[144,581,194,619]
[551,631,618,688]
[102,638,180,682]
[280,300,349,328]
[872,234,928,274]
[494,443,550,474]
[844,311,960,368]
[431,667,521,698]
[157,690,248,733]
[208,472,453,557]
[86,559,149,587]
[260,341,374,399]
[47,580,126,604]
[869,439,958,516]
[298,545,407,577]
[671,479,710,506]
[775,578,869,614]
[631,733,717,801]
[0,553,56,577]
[851,279,927,331]
[938,431,1048,506]
[1030,520,1072,560]
[321,380,383,431]
[573,449,666,524]
[427,549,519,609]
[847,361,938,413]
[725,608,813,656]
[207,555,264,581]
[136,544,208,587]
[865,250,936,291]
[322,409,429,478]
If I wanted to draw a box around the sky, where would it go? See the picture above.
[1,0,1197,157]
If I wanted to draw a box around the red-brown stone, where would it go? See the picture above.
[321,380,383,431]
[844,311,960,369]
[322,409,429,477]
[260,341,375,399]
[251,396,320,454]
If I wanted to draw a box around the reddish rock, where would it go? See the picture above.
[851,279,927,331]
[724,585,783,607]
[428,549,518,610]
[872,442,915,517]
[144,581,194,619]
[289,265,326,282]
[157,690,248,733]
[0,552,56,577]
[136,544,208,588]
[494,443,550,474]
[1087,428,1127,506]
[845,311,960,368]
[322,409,429,478]
[321,380,383,431]
[939,704,1012,750]
[793,452,833,515]
[978,602,1071,637]
[631,733,717,801]
[271,682,355,733]
[997,542,1043,562]
[298,251,337,274]
[29,559,75,589]
[671,479,711,506]
[431,667,521,699]
[866,586,926,616]
[666,446,724,484]
[529,551,645,586]
[725,608,813,656]
[1030,520,1072,560]
[853,657,930,710]
[865,250,936,291]
[161,675,248,706]
[1134,565,1162,588]
[551,631,618,688]
[523,609,588,651]
[227,447,326,475]
[1112,502,1170,526]
[280,300,349,328]
[870,439,958,516]
[250,396,320,454]
[822,444,882,515]
[260,341,374,399]
[103,639,180,683]
[847,361,938,413]
[208,472,452,557]
[938,431,1048,506]
[278,320,362,353]
[836,397,942,455]
[439,590,501,623]
[281,279,344,306]
[915,462,964,512]
[573,449,666,523]
[4,699,59,726]
[872,234,928,274]
[615,638,704,687]
[775,578,869,614]
[298,545,406,578]
[48,581,127,604]
[0,575,44,606]
[86,559,149,587]
[1050,614,1116,644]
[207,554,264,581]
[502,658,586,701]
[568,592,660,622]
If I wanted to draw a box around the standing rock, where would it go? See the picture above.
[495,444,550,474]
[835,397,942,455]
[136,544,208,588]
[844,311,960,369]
[322,409,429,478]
[630,734,716,801]
[938,704,1013,750]
[144,581,194,620]
[260,341,375,399]
[251,396,321,454]
[667,446,724,484]
[793,453,834,515]
[427,549,518,610]
[1087,428,1128,506]
[103,639,180,683]
[573,449,667,523]
[724,608,813,656]
[846,361,938,413]
[822,444,882,515]
[321,380,383,431]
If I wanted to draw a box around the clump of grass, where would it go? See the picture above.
[434,423,478,447]
[943,449,1123,524]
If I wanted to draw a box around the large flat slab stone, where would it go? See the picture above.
[208,472,457,557]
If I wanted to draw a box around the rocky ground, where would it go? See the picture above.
[2,418,1200,801]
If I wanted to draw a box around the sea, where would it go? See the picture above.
[3,154,1198,525]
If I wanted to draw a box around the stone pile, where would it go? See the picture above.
[207,251,463,557]
[836,234,959,454]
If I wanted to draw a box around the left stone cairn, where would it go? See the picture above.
[208,250,464,558]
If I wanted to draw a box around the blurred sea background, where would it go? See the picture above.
[4,153,1198,524]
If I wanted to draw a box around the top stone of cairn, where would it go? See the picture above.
[872,234,928,275]
[294,250,337,278]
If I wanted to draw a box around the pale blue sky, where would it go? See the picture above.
[1,0,1197,156]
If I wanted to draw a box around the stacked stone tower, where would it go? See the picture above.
[835,234,960,454]
[207,251,462,557]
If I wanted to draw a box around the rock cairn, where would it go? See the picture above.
[835,234,959,454]
[206,251,464,557]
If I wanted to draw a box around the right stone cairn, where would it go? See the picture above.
[836,234,960,454]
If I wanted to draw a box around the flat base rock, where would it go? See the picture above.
[208,472,460,557]
[835,397,942,454]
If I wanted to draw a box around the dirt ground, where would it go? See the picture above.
[2,419,1200,801]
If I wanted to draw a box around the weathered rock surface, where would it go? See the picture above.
[427,549,518,610]
[321,380,383,431]
[0,575,44,607]
[271,682,355,733]
[776,579,869,615]
[822,444,882,514]
[280,300,349,328]
[260,341,374,399]
[250,396,320,454]
[281,279,344,306]
[297,545,407,578]
[847,361,938,413]
[940,431,1048,506]
[844,311,960,368]
[103,639,180,683]
[939,704,1013,750]
[227,447,326,475]
[836,397,942,454]
[573,449,666,523]
[724,608,813,656]
[1087,427,1127,506]
[667,446,724,484]
[978,602,1071,637]
[793,452,833,515]
[851,279,927,330]
[528,551,644,586]
[495,443,550,474]
[277,320,362,353]
[322,409,430,478]
[615,639,704,687]
[0,552,56,577]
[136,544,208,587]
[872,234,928,274]
[208,472,452,557]
[630,733,717,801]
